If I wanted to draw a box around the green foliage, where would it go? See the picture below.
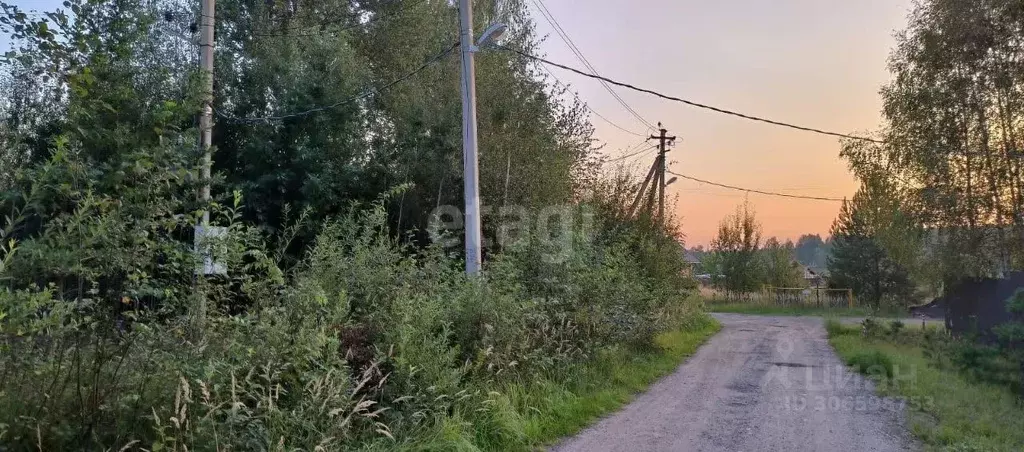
[824,319,850,337]
[707,205,808,292]
[860,318,883,337]
[0,175,702,449]
[709,201,763,292]
[828,184,915,309]
[1005,289,1024,315]
[794,234,830,269]
[760,237,804,288]
[0,0,705,449]
[840,0,1024,280]
[992,289,1024,394]
[828,324,1024,451]
[888,319,905,339]
[846,350,895,379]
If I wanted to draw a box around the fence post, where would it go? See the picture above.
[847,289,854,309]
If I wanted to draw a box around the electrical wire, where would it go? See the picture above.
[500,46,886,144]
[539,65,647,138]
[529,0,657,132]
[606,143,657,163]
[667,170,846,202]
[218,42,458,124]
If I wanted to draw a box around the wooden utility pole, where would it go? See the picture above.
[628,123,675,220]
[628,159,657,217]
[650,123,676,226]
[199,0,215,223]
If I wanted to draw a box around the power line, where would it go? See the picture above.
[529,0,657,132]
[500,46,886,144]
[532,0,655,131]
[539,65,647,138]
[219,42,458,123]
[606,143,657,163]
[667,170,847,202]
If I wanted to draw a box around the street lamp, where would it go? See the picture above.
[458,0,506,275]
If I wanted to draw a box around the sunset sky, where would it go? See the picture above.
[529,0,912,246]
[5,0,913,246]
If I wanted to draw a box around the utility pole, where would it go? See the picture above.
[627,123,675,220]
[192,0,216,336]
[628,159,657,217]
[649,123,676,226]
[458,0,482,275]
[199,0,215,224]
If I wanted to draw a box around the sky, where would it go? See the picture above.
[5,0,913,246]
[528,0,912,246]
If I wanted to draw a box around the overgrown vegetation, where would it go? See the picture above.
[0,0,708,449]
[828,319,1024,451]
[839,0,1024,284]
[828,3,1024,430]
[827,182,916,310]
[701,202,806,293]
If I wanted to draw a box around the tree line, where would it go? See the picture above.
[696,199,915,310]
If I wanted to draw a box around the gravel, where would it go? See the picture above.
[551,313,919,452]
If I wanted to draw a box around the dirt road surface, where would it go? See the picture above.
[552,313,918,452]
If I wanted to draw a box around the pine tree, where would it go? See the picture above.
[828,191,913,308]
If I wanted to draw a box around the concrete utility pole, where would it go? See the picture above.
[458,0,483,275]
[199,0,215,224]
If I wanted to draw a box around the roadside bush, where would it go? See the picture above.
[888,320,905,339]
[846,350,895,379]
[825,319,850,337]
[0,148,699,449]
[994,289,1024,394]
[861,318,883,337]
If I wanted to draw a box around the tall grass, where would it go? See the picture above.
[0,149,706,450]
[408,315,721,451]
[827,322,1024,451]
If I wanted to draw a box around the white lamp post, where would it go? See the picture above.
[458,0,506,275]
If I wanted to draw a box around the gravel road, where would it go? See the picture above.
[552,313,919,452]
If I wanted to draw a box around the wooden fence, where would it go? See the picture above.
[704,286,857,308]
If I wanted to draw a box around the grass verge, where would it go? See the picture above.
[409,314,722,451]
[826,321,1024,451]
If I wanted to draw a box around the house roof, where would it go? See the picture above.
[683,250,702,264]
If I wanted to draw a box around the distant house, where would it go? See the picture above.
[802,266,828,288]
[683,250,702,276]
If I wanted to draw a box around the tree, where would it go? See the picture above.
[794,234,830,269]
[841,0,1024,281]
[710,202,762,292]
[828,183,914,308]
[0,0,599,256]
[761,237,804,288]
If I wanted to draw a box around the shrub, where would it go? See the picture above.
[847,350,895,379]
[888,320,905,339]
[861,318,883,338]
[825,319,851,337]
[0,147,700,449]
